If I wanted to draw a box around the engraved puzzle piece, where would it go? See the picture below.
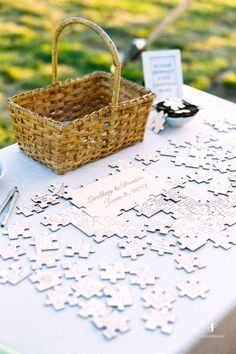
[148,236,176,256]
[41,214,71,232]
[118,239,147,260]
[16,202,44,217]
[162,188,187,203]
[134,195,171,218]
[145,212,175,234]
[32,193,60,209]
[30,232,59,252]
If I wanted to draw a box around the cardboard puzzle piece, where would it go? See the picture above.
[30,232,59,252]
[0,241,25,261]
[41,214,71,232]
[163,176,187,189]
[207,148,227,161]
[208,181,233,196]
[205,118,233,133]
[175,253,206,273]
[213,160,236,174]
[168,137,188,148]
[78,298,111,319]
[142,308,176,334]
[109,160,134,172]
[141,286,176,310]
[162,188,187,203]
[145,212,175,234]
[30,269,63,292]
[151,110,167,135]
[32,193,60,209]
[130,266,159,289]
[16,202,44,217]
[134,195,170,218]
[57,185,80,200]
[148,236,176,256]
[172,155,211,170]
[103,286,133,311]
[2,222,32,240]
[176,277,209,299]
[229,174,236,188]
[92,311,130,339]
[29,251,60,270]
[187,172,212,184]
[99,262,130,284]
[208,232,236,250]
[48,183,67,197]
[45,285,79,310]
[177,235,207,252]
[65,239,95,258]
[41,207,87,232]
[102,216,146,240]
[62,260,93,281]
[135,152,159,166]
[0,262,31,285]
[72,276,104,299]
[156,146,178,158]
[118,239,147,260]
[187,146,208,159]
[70,213,108,243]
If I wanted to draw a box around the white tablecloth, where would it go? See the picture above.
[0,86,236,354]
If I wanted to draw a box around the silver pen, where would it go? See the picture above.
[1,188,19,227]
[0,186,18,215]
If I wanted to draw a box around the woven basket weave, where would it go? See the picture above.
[7,17,155,174]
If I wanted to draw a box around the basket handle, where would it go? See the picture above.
[52,17,121,117]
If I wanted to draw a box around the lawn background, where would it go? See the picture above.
[0,0,236,148]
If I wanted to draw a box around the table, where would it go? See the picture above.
[0,86,236,354]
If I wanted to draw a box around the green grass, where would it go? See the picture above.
[0,0,236,147]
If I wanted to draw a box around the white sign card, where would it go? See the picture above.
[142,49,183,102]
[70,167,167,216]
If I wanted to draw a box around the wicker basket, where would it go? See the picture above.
[7,17,155,174]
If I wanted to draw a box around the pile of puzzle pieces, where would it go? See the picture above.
[0,122,236,340]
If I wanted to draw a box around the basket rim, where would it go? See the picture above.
[6,71,155,128]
